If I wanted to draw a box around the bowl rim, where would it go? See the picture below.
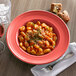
[6,10,70,65]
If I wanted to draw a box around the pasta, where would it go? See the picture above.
[18,21,57,56]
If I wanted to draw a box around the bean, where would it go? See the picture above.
[27,22,34,27]
[24,41,29,47]
[20,32,26,36]
[19,26,25,31]
[31,50,36,55]
[37,21,41,25]
[27,47,31,53]
[34,44,40,49]
[18,35,24,42]
[44,49,51,54]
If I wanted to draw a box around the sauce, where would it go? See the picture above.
[18,21,57,56]
[0,24,4,37]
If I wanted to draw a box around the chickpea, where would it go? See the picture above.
[38,26,42,29]
[24,34,30,41]
[27,47,31,53]
[37,52,44,55]
[21,46,26,51]
[27,30,32,34]
[48,46,54,50]
[53,36,57,41]
[34,24,39,29]
[20,32,26,36]
[27,26,32,30]
[31,49,36,55]
[40,44,45,48]
[52,33,56,36]
[18,35,24,42]
[19,42,26,51]
[44,49,51,54]
[38,40,43,45]
[26,22,34,27]
[19,42,23,47]
[38,34,44,39]
[39,48,43,52]
[37,48,44,55]
[41,23,47,28]
[47,38,56,47]
[49,32,53,37]
[48,37,53,42]
[44,35,49,40]
[45,31,51,37]
[48,33,52,38]
[45,26,49,30]
[37,21,41,25]
[45,31,49,35]
[30,46,34,50]
[44,41,50,47]
[34,44,40,49]
[30,40,35,46]
[33,29,37,33]
[40,52,44,55]
[19,26,25,31]
[49,27,53,32]
[52,41,56,48]
[24,41,29,47]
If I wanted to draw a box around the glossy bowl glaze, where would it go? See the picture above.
[6,10,70,64]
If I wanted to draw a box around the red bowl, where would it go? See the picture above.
[6,10,70,65]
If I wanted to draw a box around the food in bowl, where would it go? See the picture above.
[18,21,57,56]
[7,10,70,64]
